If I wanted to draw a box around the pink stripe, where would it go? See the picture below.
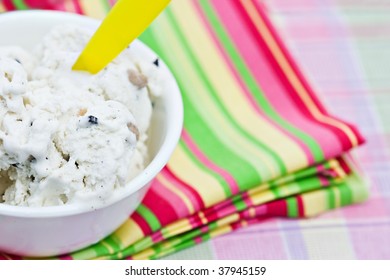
[58,255,73,260]
[108,0,117,7]
[216,204,239,220]
[71,0,83,14]
[160,168,201,212]
[54,2,66,11]
[152,176,190,217]
[182,130,240,194]
[318,175,330,187]
[212,0,342,159]
[193,0,314,165]
[194,236,203,244]
[151,231,164,243]
[201,225,209,234]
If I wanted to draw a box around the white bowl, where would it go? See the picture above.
[0,11,183,257]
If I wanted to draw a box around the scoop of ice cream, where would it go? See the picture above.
[0,25,163,207]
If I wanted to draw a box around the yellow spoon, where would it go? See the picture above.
[72,0,171,74]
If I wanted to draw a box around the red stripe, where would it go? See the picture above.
[58,255,73,260]
[24,0,57,9]
[142,187,179,226]
[0,253,21,260]
[297,196,305,217]
[2,0,16,10]
[152,175,189,217]
[71,0,83,14]
[188,214,202,228]
[337,157,352,174]
[131,211,152,236]
[150,231,164,243]
[265,200,288,216]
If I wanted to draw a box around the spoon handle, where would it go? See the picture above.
[72,0,170,74]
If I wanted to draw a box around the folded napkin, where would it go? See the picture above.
[0,0,368,260]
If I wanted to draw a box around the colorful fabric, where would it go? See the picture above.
[0,0,369,260]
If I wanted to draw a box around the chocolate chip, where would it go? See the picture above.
[28,155,36,162]
[88,115,98,125]
[15,58,21,64]
[11,163,19,168]
[153,58,159,67]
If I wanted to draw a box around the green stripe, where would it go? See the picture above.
[233,198,247,212]
[141,17,263,189]
[71,247,98,260]
[286,197,299,217]
[100,0,111,12]
[136,205,161,232]
[179,141,232,197]
[101,235,121,253]
[339,183,353,206]
[198,0,324,163]
[164,9,288,177]
[12,0,28,10]
[326,187,336,209]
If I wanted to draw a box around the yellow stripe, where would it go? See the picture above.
[247,182,270,196]
[333,186,341,208]
[79,0,107,19]
[132,248,156,260]
[113,219,144,247]
[248,189,277,206]
[173,1,308,174]
[157,173,195,214]
[249,207,256,218]
[198,211,208,225]
[275,182,302,198]
[0,3,6,12]
[328,159,347,178]
[216,213,240,227]
[210,224,233,238]
[168,144,226,207]
[163,218,193,237]
[301,190,328,217]
[155,13,274,180]
[240,0,358,147]
[100,240,115,254]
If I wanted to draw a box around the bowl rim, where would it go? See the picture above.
[0,10,183,218]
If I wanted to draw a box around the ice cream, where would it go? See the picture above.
[0,25,164,207]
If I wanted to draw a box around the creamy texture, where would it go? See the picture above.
[0,25,164,207]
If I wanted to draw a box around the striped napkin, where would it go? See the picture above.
[0,0,368,260]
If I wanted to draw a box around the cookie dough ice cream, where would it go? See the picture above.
[0,25,164,207]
